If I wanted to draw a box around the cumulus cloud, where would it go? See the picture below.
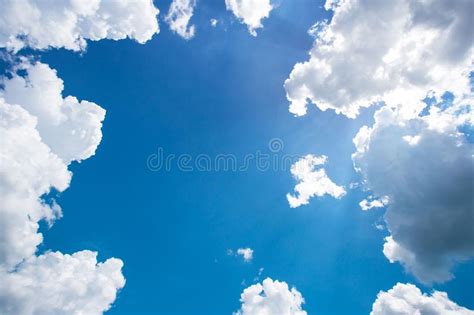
[1,61,106,164]
[289,0,474,286]
[165,0,196,40]
[225,0,273,36]
[353,105,474,283]
[0,251,125,315]
[0,61,124,313]
[371,283,474,315]
[237,248,254,262]
[359,196,389,211]
[0,0,159,52]
[287,154,346,208]
[0,97,70,268]
[284,0,473,117]
[235,278,307,315]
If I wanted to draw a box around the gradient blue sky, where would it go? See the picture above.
[16,0,474,314]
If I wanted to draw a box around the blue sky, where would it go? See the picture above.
[34,0,473,313]
[0,0,473,314]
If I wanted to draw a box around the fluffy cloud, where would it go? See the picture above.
[0,251,125,315]
[0,98,70,268]
[1,62,106,164]
[287,154,346,208]
[0,0,159,52]
[235,278,307,315]
[0,61,124,313]
[359,196,389,211]
[353,105,474,283]
[288,0,474,286]
[237,248,254,262]
[225,0,273,36]
[165,0,196,40]
[284,0,473,117]
[371,283,474,315]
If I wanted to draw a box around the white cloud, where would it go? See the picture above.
[1,61,106,164]
[237,248,254,262]
[348,182,360,189]
[284,0,473,117]
[225,0,273,36]
[374,223,385,231]
[210,18,218,27]
[359,196,388,211]
[370,283,474,315]
[0,98,70,268]
[235,278,307,315]
[293,0,474,286]
[307,21,326,39]
[0,0,159,52]
[0,61,124,313]
[287,154,346,208]
[353,105,474,284]
[165,0,196,40]
[0,251,125,315]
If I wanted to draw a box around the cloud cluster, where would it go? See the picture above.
[237,248,254,262]
[0,61,125,314]
[165,0,196,40]
[0,251,125,315]
[287,154,346,208]
[0,0,160,52]
[225,0,273,36]
[371,283,474,315]
[284,0,473,288]
[0,62,105,267]
[284,0,473,117]
[353,105,474,284]
[235,278,307,315]
[359,196,388,211]
[0,1,164,312]
[1,61,106,164]
[0,96,69,268]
